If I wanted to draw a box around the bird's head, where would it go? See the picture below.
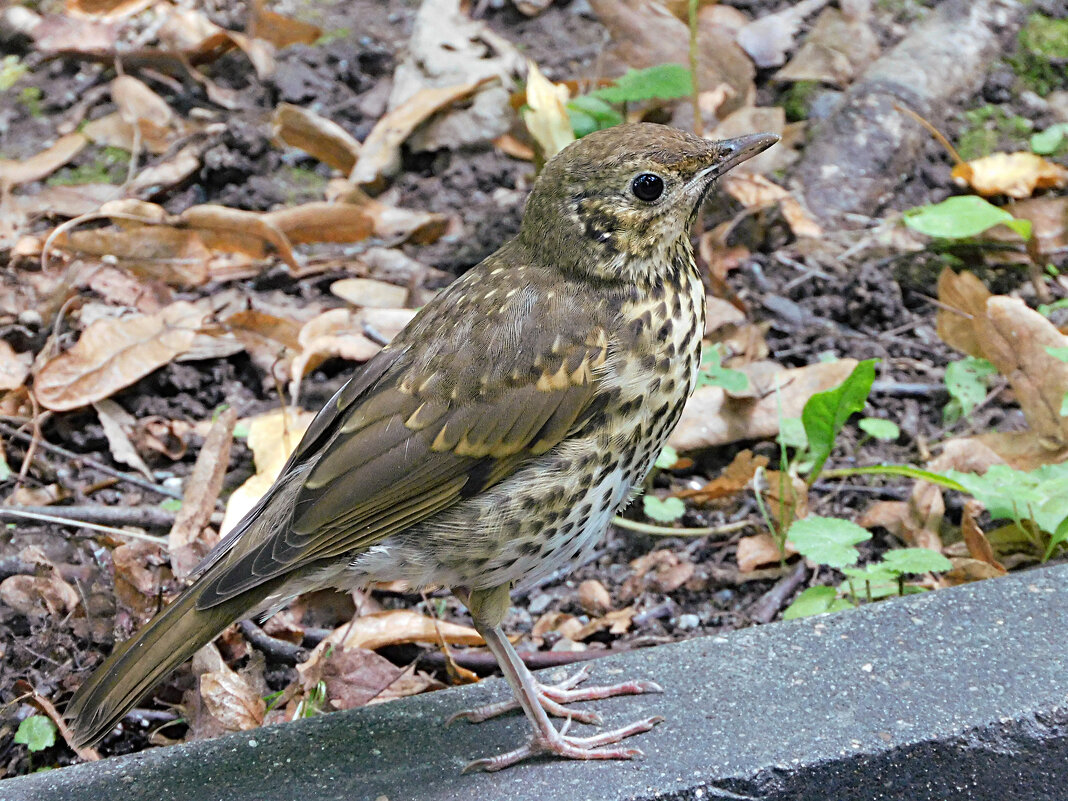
[519,123,778,283]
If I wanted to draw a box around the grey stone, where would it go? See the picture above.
[4,563,1068,801]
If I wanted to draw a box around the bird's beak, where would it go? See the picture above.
[690,132,781,186]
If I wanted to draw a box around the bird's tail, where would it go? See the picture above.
[65,577,274,748]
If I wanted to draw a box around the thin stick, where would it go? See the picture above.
[893,103,964,165]
[0,507,168,546]
[612,516,750,538]
[0,420,184,500]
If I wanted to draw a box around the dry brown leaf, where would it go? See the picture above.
[93,398,153,479]
[577,579,613,614]
[12,183,125,219]
[735,0,830,68]
[169,407,235,581]
[65,0,153,18]
[678,449,768,504]
[0,133,88,187]
[128,144,203,195]
[111,541,170,625]
[290,309,383,399]
[82,111,173,154]
[859,480,944,552]
[628,549,695,593]
[112,75,173,129]
[736,532,795,572]
[773,7,879,87]
[331,278,408,309]
[0,574,80,617]
[0,340,31,391]
[1010,196,1068,259]
[350,77,493,188]
[952,152,1068,199]
[35,300,207,411]
[979,296,1068,444]
[265,202,373,246]
[935,268,990,358]
[9,483,69,507]
[297,646,430,712]
[305,610,483,669]
[961,499,1006,573]
[57,226,211,287]
[574,606,636,640]
[220,407,314,536]
[181,205,298,272]
[249,8,321,50]
[522,61,574,161]
[199,663,265,732]
[670,358,858,451]
[721,173,822,236]
[762,469,809,525]
[943,556,1007,585]
[271,104,362,173]
[493,133,535,161]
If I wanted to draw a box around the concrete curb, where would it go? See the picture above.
[4,564,1067,801]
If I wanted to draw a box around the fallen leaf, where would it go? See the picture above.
[762,469,809,525]
[577,579,613,614]
[0,133,88,187]
[82,111,173,154]
[128,144,203,195]
[960,499,1006,572]
[65,0,154,18]
[298,647,434,712]
[773,7,879,87]
[522,61,574,161]
[35,300,208,411]
[350,78,493,189]
[9,484,69,507]
[935,268,990,358]
[199,662,265,732]
[169,407,235,581]
[669,359,858,451]
[943,556,1007,585]
[721,173,821,236]
[290,309,383,400]
[304,609,483,670]
[220,407,314,536]
[574,606,636,640]
[111,540,170,625]
[248,8,321,50]
[0,574,80,617]
[57,226,211,287]
[736,532,795,572]
[952,152,1068,199]
[94,398,154,479]
[331,278,408,309]
[678,449,768,504]
[735,0,831,68]
[271,104,362,173]
[0,340,31,391]
[628,549,694,593]
[1010,196,1068,259]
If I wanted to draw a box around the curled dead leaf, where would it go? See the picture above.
[199,663,265,732]
[35,301,208,411]
[736,532,796,572]
[961,499,1006,572]
[0,574,80,617]
[952,152,1068,198]
[271,104,362,173]
[0,133,88,187]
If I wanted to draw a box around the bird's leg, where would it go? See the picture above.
[457,585,663,773]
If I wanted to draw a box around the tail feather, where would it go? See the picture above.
[66,580,274,748]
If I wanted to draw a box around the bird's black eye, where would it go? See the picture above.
[631,173,664,202]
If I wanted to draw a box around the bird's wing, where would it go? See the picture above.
[196,307,610,608]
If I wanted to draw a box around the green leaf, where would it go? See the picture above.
[823,464,967,493]
[159,498,182,512]
[1030,123,1068,155]
[801,359,877,478]
[839,567,901,601]
[1046,346,1068,362]
[696,344,750,393]
[591,64,693,104]
[643,495,685,522]
[14,716,56,752]
[903,195,1032,240]
[1037,298,1068,317]
[777,417,808,451]
[233,421,251,439]
[782,586,853,620]
[566,95,623,137]
[879,547,952,574]
[946,462,1068,559]
[944,356,995,418]
[858,417,900,441]
[786,516,871,568]
[655,445,680,470]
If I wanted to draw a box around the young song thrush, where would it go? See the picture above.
[67,123,778,771]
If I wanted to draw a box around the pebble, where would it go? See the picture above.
[677,614,700,631]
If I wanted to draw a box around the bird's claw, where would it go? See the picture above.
[462,715,664,773]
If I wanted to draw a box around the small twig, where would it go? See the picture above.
[0,420,184,500]
[0,504,209,530]
[748,562,808,624]
[0,507,167,546]
[611,516,751,538]
[238,620,307,666]
[869,380,947,398]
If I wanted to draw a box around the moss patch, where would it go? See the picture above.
[46,146,130,186]
[1010,14,1068,96]
[956,104,1032,160]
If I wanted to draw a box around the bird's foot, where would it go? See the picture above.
[447,664,663,727]
[462,714,664,773]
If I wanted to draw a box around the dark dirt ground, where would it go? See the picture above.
[1,0,1067,779]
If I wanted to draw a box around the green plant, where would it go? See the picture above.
[695,344,749,393]
[946,462,1068,559]
[857,417,900,442]
[1011,13,1068,96]
[943,355,996,423]
[800,359,877,482]
[14,716,56,752]
[567,64,693,138]
[1031,123,1068,155]
[903,196,1032,240]
[0,55,27,91]
[642,494,685,522]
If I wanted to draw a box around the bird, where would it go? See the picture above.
[66,123,778,771]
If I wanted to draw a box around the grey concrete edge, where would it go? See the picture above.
[3,563,1067,801]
